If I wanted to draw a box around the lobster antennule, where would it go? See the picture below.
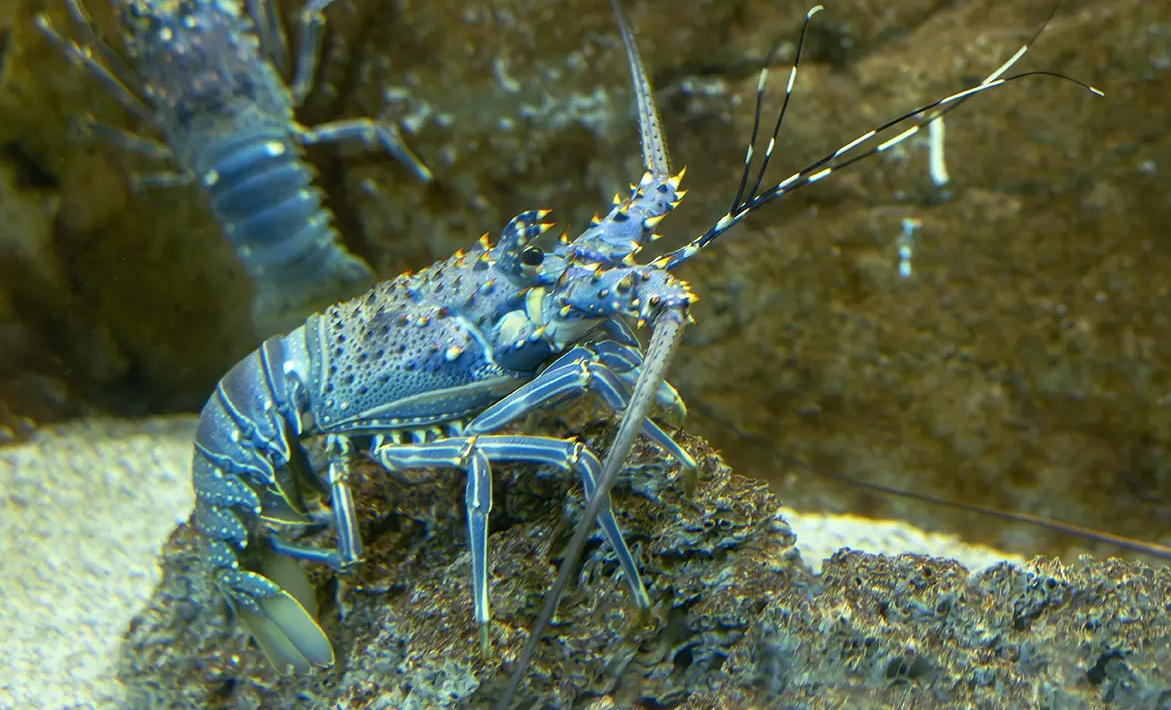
[609,0,671,178]
[653,9,1104,273]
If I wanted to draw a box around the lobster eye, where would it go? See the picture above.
[520,246,544,267]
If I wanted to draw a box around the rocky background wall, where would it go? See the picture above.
[0,0,1169,562]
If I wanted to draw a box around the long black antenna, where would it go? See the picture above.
[771,451,1171,561]
[653,3,1101,272]
[730,5,824,214]
[654,70,1101,271]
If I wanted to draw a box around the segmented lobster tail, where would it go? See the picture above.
[201,127,375,334]
[191,335,335,672]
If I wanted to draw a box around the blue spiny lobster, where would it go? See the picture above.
[37,0,432,335]
[184,0,1102,678]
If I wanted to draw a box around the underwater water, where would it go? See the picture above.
[0,0,1169,707]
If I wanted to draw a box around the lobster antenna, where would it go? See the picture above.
[732,5,824,214]
[496,309,686,710]
[679,396,1171,562]
[610,0,672,177]
[774,451,1171,561]
[654,20,1103,271]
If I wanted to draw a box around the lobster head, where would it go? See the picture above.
[489,176,697,351]
[118,0,265,123]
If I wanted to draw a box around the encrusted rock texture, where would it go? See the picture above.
[1,0,1169,554]
[118,423,1171,710]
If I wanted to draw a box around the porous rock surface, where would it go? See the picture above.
[1,0,1169,559]
[118,421,1171,710]
[0,414,1018,710]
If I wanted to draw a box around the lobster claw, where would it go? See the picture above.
[226,554,335,673]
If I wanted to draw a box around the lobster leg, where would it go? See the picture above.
[35,15,155,124]
[247,0,291,77]
[601,319,687,423]
[281,0,431,183]
[266,435,364,570]
[267,534,344,567]
[295,119,433,182]
[130,171,196,193]
[323,435,364,568]
[42,0,151,118]
[288,0,340,105]
[368,434,649,650]
[465,341,694,470]
[80,116,174,159]
[594,346,687,425]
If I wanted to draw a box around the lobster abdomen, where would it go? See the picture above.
[198,128,375,332]
[190,333,333,672]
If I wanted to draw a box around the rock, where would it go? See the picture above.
[115,416,1171,710]
[0,414,1037,710]
[0,158,91,441]
[118,420,806,710]
[719,554,1171,710]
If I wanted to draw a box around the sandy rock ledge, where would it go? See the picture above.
[111,419,1171,710]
